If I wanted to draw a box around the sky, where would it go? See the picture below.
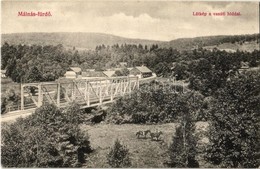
[1,1,259,41]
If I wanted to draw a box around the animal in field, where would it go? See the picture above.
[136,130,151,139]
[150,131,163,141]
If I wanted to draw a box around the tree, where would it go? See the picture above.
[168,124,199,168]
[189,51,240,96]
[206,71,260,167]
[154,62,171,77]
[1,88,20,114]
[168,92,200,168]
[1,103,92,167]
[173,62,189,80]
[26,66,43,83]
[107,139,131,168]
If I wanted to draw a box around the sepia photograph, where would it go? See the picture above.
[1,0,260,168]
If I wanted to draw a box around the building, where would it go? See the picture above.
[69,67,82,74]
[1,70,6,78]
[64,67,82,79]
[64,71,77,79]
[130,66,153,78]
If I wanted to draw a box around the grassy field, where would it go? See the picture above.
[204,41,259,52]
[80,122,209,168]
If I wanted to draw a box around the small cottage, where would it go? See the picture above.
[64,67,82,79]
[130,66,153,78]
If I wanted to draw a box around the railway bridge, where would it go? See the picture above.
[1,76,140,122]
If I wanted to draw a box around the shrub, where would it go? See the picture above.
[1,88,20,114]
[1,103,92,167]
[107,139,131,168]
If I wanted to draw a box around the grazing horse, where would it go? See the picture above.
[150,131,163,141]
[136,130,151,139]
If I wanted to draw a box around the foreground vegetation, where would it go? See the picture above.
[1,103,92,167]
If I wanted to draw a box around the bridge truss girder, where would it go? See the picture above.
[20,76,139,110]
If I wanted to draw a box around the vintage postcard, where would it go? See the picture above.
[1,0,260,168]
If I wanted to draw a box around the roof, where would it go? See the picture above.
[135,66,152,73]
[65,71,76,76]
[82,71,106,77]
[127,68,133,71]
[103,71,116,77]
[69,67,82,73]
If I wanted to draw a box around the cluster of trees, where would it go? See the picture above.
[106,83,205,124]
[1,42,177,82]
[2,42,259,83]
[1,43,72,82]
[206,70,260,167]
[214,34,260,44]
[1,103,92,167]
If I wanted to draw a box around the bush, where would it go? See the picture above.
[1,88,20,114]
[107,139,131,168]
[1,103,92,167]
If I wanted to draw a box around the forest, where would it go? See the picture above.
[1,40,260,83]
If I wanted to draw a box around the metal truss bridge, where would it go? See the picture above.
[2,76,140,122]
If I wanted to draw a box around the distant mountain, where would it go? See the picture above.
[1,32,163,50]
[2,32,259,51]
[160,34,260,51]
